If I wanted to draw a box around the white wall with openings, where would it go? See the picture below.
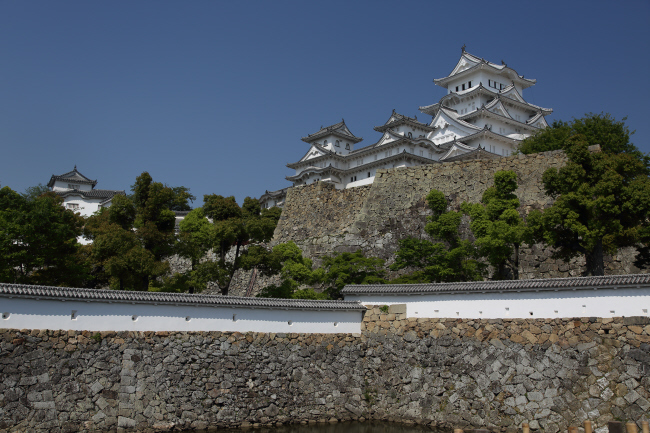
[345,288,650,319]
[0,297,363,334]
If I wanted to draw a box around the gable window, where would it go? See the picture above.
[68,184,80,190]
[407,132,412,138]
[345,143,350,150]
[335,140,340,147]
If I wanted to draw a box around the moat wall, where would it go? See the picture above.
[272,150,642,280]
[2,315,649,432]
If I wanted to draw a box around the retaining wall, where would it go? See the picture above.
[272,151,643,278]
[2,314,649,432]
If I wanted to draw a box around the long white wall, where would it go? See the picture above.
[0,298,362,334]
[345,288,650,319]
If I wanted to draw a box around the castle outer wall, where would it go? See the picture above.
[271,150,643,279]
[2,315,648,432]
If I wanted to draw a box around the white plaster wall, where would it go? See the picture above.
[52,180,93,192]
[62,197,103,218]
[345,288,650,319]
[0,298,363,333]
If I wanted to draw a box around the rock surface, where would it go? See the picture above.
[1,314,649,432]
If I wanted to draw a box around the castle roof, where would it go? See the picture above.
[54,189,126,201]
[0,282,367,311]
[373,110,436,133]
[440,145,501,162]
[434,50,536,90]
[286,150,440,183]
[47,166,97,189]
[419,83,552,117]
[259,187,289,201]
[342,273,650,296]
[301,120,363,144]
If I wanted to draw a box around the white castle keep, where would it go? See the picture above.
[48,166,125,219]
[259,48,552,209]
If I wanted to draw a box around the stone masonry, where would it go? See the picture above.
[272,150,644,279]
[1,315,649,432]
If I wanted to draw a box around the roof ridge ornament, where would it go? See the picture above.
[501,60,506,66]
[461,44,466,52]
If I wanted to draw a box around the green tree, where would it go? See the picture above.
[528,134,650,276]
[84,209,169,290]
[21,183,50,202]
[518,113,648,169]
[320,250,386,299]
[199,194,281,295]
[167,186,196,211]
[0,187,87,286]
[170,208,219,293]
[84,172,180,290]
[461,170,528,280]
[391,190,485,283]
[253,242,325,299]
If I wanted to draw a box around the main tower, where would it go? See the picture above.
[419,47,552,159]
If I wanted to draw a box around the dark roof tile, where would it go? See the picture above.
[342,274,650,295]
[0,283,366,311]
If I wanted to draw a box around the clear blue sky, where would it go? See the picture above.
[1,1,649,206]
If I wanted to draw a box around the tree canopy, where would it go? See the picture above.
[518,113,648,168]
[462,170,529,280]
[527,133,650,276]
[391,189,485,283]
[0,187,87,286]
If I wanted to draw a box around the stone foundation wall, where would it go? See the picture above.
[272,151,644,277]
[1,315,649,432]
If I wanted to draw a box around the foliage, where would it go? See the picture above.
[167,186,196,211]
[21,183,50,202]
[0,187,88,286]
[461,170,529,279]
[528,133,650,276]
[199,194,281,295]
[391,189,485,283]
[254,241,325,299]
[84,172,178,290]
[518,113,648,169]
[319,250,386,299]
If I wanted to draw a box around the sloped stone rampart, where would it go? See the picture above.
[1,316,649,432]
[273,151,643,278]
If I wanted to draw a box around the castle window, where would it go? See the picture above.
[335,140,340,147]
[66,203,79,210]
[354,176,357,181]
[324,140,327,145]
[407,132,412,138]
[345,143,350,150]
[488,79,491,87]
[351,177,354,182]
[462,84,465,90]
[368,172,371,178]
[468,81,472,88]
[455,86,459,92]
[68,184,80,190]
[374,154,377,161]
[420,150,424,156]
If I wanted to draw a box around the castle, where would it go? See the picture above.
[259,48,552,209]
[47,166,125,218]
